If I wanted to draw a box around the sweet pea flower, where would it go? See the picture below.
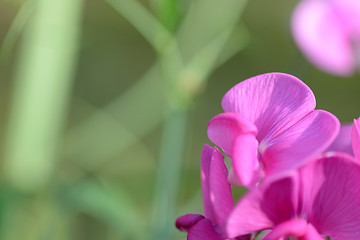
[292,0,360,76]
[326,117,360,158]
[207,73,339,187]
[176,145,250,240]
[226,153,360,240]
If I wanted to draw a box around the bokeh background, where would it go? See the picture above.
[0,0,359,239]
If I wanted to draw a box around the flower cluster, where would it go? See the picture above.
[176,73,360,240]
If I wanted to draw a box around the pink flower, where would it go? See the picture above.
[207,73,339,187]
[292,0,360,76]
[176,145,250,240]
[326,117,360,158]
[226,153,360,239]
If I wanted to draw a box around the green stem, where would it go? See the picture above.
[4,0,84,191]
[151,109,189,240]
[106,0,173,52]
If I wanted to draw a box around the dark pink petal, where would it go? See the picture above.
[201,145,217,223]
[351,118,360,159]
[325,123,353,156]
[232,235,251,240]
[176,215,224,240]
[209,145,233,228]
[292,0,354,76]
[187,218,223,240]
[232,134,259,187]
[262,219,307,240]
[303,153,360,239]
[299,224,324,240]
[207,113,257,156]
[226,174,298,238]
[201,145,233,227]
[176,214,205,231]
[262,110,339,177]
[221,73,315,141]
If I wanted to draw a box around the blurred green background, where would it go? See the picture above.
[0,0,359,239]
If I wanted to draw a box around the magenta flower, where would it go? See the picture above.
[292,0,360,76]
[207,73,339,187]
[326,117,360,158]
[226,153,360,239]
[176,145,250,240]
[353,118,360,158]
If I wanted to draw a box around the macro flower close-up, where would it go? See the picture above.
[0,0,359,240]
[207,73,339,187]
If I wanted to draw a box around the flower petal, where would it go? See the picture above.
[178,216,224,240]
[300,224,324,240]
[262,110,339,177]
[262,219,307,240]
[201,145,217,223]
[207,113,257,156]
[292,0,354,76]
[209,146,233,228]
[221,73,315,141]
[176,214,205,232]
[325,123,353,156]
[332,0,360,34]
[351,118,360,160]
[303,153,360,239]
[201,145,233,227]
[231,134,260,187]
[226,174,298,238]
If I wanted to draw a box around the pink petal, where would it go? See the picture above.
[299,224,324,240]
[332,0,360,34]
[201,145,233,227]
[231,134,260,187]
[201,145,217,223]
[207,113,259,187]
[176,214,205,231]
[262,219,307,240]
[297,155,326,218]
[227,168,243,186]
[262,110,339,177]
[186,217,224,240]
[207,113,257,156]
[226,174,298,238]
[209,145,233,228]
[351,118,360,159]
[325,123,353,156]
[303,153,360,239]
[221,73,315,141]
[292,0,354,76]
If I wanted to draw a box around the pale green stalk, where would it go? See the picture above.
[151,109,189,240]
[103,1,248,240]
[106,0,173,53]
[4,0,84,191]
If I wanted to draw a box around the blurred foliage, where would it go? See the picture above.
[0,0,359,240]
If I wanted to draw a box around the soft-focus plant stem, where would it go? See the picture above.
[106,0,173,53]
[106,1,248,239]
[151,109,189,240]
[4,0,84,191]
